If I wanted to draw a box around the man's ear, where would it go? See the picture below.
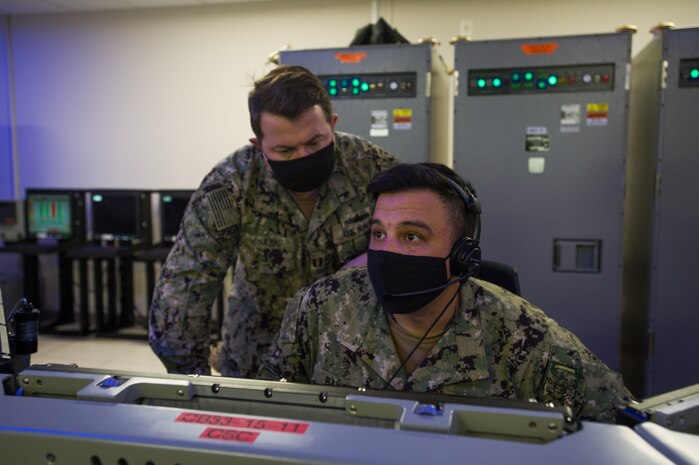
[250,138,261,149]
[331,114,338,130]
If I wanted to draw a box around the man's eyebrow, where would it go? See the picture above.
[370,218,433,233]
[271,134,324,151]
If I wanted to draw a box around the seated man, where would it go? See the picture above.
[258,162,632,422]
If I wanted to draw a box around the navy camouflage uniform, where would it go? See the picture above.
[259,267,633,422]
[149,132,397,376]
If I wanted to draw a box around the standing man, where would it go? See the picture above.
[149,65,397,377]
[259,163,632,422]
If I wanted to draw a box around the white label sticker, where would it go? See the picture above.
[370,128,390,137]
[560,104,581,125]
[526,126,548,135]
[528,157,546,174]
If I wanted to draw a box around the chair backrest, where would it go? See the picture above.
[476,260,521,296]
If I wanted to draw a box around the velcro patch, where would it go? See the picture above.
[542,361,581,407]
[205,188,235,231]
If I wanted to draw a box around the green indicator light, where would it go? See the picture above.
[360,82,370,92]
[163,195,173,203]
[511,83,521,89]
[537,80,546,89]
[524,72,533,81]
[691,68,699,79]
[492,78,502,88]
[548,75,558,86]
[329,88,338,96]
[477,78,487,88]
[328,79,337,87]
[511,72,521,82]
[352,87,360,95]
[93,194,103,202]
[352,78,360,87]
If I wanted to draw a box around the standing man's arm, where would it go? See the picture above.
[257,288,313,383]
[149,177,239,375]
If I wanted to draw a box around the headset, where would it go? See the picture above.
[442,176,482,279]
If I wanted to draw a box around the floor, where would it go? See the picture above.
[30,333,168,374]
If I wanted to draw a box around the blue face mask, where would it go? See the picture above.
[266,141,336,192]
[367,249,450,315]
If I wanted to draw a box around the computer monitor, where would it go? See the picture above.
[24,189,86,241]
[158,190,193,244]
[90,190,152,243]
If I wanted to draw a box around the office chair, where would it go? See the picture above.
[476,260,521,296]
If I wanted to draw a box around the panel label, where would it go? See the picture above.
[393,108,413,130]
[199,428,260,443]
[520,42,558,55]
[586,103,609,126]
[370,110,389,137]
[176,412,309,434]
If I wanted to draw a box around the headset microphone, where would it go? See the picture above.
[382,273,472,298]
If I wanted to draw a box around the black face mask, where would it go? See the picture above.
[266,141,336,193]
[367,249,450,315]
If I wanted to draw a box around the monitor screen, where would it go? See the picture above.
[26,192,74,240]
[159,190,193,243]
[91,191,150,242]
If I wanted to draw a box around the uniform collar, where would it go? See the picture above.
[338,281,489,391]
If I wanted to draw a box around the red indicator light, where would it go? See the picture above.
[601,74,610,83]
[567,75,575,84]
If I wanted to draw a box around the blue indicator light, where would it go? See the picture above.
[511,72,521,82]
[340,79,349,87]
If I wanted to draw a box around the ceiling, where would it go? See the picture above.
[0,0,278,15]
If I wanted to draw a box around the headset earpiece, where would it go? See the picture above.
[440,176,482,279]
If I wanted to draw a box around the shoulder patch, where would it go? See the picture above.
[541,361,581,408]
[205,187,236,231]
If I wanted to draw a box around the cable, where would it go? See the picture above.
[382,282,464,390]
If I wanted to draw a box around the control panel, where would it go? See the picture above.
[320,72,417,99]
[467,63,615,96]
[679,58,699,87]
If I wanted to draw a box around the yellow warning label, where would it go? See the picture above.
[586,103,609,113]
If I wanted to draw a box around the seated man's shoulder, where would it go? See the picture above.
[471,278,549,329]
[304,267,372,302]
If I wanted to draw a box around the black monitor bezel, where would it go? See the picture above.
[24,189,86,241]
[89,189,152,243]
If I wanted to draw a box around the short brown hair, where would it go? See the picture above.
[248,65,334,141]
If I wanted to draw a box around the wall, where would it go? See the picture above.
[0,16,14,199]
[6,0,699,192]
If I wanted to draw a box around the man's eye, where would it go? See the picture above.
[372,230,385,240]
[405,233,420,242]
